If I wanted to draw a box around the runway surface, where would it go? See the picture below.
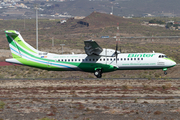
[0,59,179,120]
[0,79,180,119]
[0,62,13,66]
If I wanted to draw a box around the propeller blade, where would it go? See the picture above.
[116,41,118,51]
[115,41,118,63]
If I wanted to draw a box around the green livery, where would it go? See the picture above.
[5,30,176,78]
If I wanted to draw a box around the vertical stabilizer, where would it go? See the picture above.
[5,30,38,58]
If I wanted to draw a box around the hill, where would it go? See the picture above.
[59,11,137,32]
[78,11,136,28]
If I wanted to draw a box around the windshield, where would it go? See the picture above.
[159,55,168,58]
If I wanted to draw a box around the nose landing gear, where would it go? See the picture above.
[163,68,167,75]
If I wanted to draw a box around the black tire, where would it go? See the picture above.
[94,69,102,78]
[97,74,102,78]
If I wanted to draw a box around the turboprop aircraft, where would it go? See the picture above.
[5,30,176,78]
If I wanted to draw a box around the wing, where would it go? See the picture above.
[84,40,103,56]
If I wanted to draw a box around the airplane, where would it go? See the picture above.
[5,30,176,78]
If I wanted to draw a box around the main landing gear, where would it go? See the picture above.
[94,69,102,78]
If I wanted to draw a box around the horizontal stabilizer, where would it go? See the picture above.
[5,58,22,65]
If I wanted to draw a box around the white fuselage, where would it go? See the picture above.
[43,52,176,71]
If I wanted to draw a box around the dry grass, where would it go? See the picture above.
[154,111,162,115]
[0,101,5,109]
[162,83,172,90]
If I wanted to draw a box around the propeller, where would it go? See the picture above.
[115,40,118,63]
[115,23,121,64]
[119,45,122,53]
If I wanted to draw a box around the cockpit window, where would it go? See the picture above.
[159,55,168,58]
[162,55,168,58]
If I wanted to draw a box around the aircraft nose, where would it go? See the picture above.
[172,61,176,66]
[170,60,176,66]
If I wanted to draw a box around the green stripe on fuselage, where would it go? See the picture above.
[12,52,116,72]
[66,62,116,73]
[12,53,65,71]
[8,37,49,61]
[164,58,176,62]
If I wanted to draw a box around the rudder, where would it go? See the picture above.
[5,30,22,58]
[5,30,38,59]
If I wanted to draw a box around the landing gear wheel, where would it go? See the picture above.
[97,74,102,78]
[164,71,167,75]
[94,71,99,76]
[94,69,102,78]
